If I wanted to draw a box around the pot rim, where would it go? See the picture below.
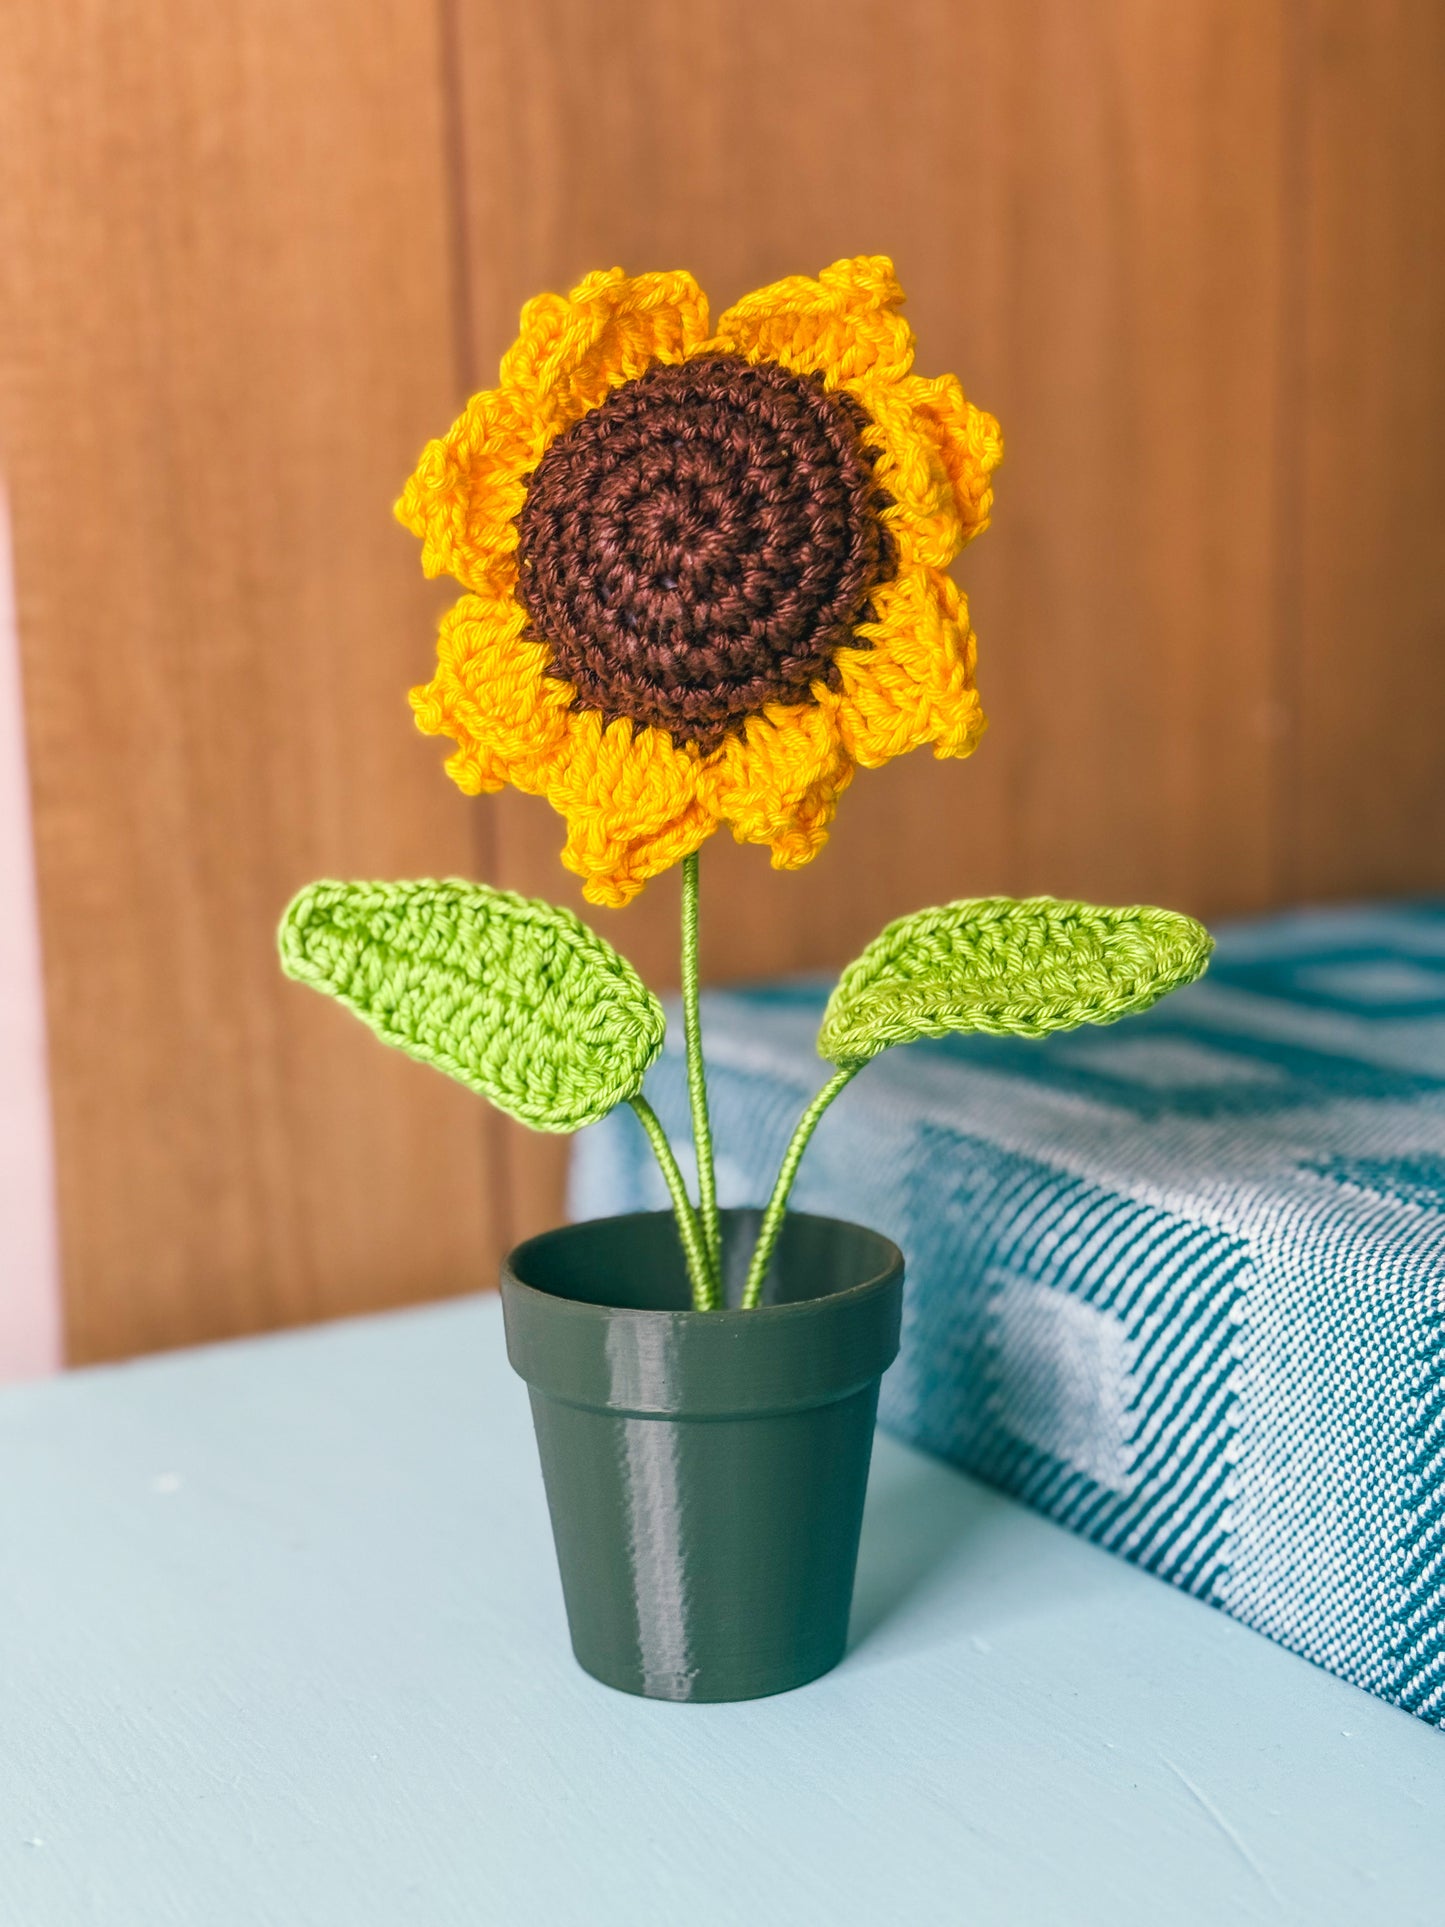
[500,1208,905,1417]
[502,1207,903,1326]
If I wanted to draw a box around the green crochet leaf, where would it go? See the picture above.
[818,897,1213,1065]
[278,879,665,1132]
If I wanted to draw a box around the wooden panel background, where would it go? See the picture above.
[0,0,500,1361]
[2,1,1442,1360]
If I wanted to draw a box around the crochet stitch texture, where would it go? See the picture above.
[278,880,665,1130]
[819,899,1216,1062]
[517,354,895,752]
[399,256,1002,906]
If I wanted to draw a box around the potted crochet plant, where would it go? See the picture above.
[279,257,1212,1702]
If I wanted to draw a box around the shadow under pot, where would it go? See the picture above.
[501,1207,904,1704]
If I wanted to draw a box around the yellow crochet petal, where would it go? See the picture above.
[500,267,712,437]
[409,588,571,794]
[708,255,914,390]
[833,565,987,768]
[546,712,720,908]
[713,699,855,871]
[396,268,711,590]
[414,595,718,905]
[846,374,1001,572]
[892,371,1003,552]
[395,387,540,589]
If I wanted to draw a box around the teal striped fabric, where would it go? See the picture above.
[570,901,1445,1724]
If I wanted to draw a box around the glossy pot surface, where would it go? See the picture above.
[501,1208,903,1702]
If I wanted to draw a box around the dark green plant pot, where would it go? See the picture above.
[501,1207,904,1704]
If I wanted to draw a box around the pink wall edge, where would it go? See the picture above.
[0,484,63,1377]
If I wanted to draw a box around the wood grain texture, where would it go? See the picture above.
[0,0,499,1360]
[446,0,1306,1242]
[1289,1,1445,900]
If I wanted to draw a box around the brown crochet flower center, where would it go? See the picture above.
[515,354,894,752]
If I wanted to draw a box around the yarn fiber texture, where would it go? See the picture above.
[819,897,1215,1064]
[517,354,894,752]
[278,879,665,1131]
[399,255,1002,906]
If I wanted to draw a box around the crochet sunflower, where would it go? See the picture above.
[280,256,1213,1315]
[398,255,1001,907]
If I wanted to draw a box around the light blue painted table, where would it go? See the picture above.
[3,1298,1441,1927]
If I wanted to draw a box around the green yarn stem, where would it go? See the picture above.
[629,1096,717,1311]
[681,852,723,1295]
[741,1066,860,1310]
